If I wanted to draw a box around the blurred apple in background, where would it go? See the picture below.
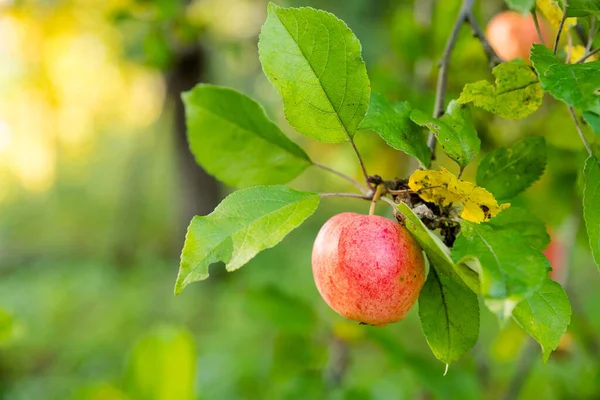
[486,11,553,61]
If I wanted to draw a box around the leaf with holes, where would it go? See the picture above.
[258,3,370,142]
[410,101,480,169]
[513,279,571,361]
[359,94,431,166]
[175,186,320,294]
[183,84,312,188]
[419,265,479,365]
[409,168,510,223]
[458,60,543,120]
[476,137,547,201]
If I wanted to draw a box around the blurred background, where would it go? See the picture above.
[0,0,599,398]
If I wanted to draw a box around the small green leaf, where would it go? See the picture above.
[513,279,571,361]
[419,265,480,364]
[359,94,431,166]
[453,222,550,320]
[258,3,370,142]
[476,137,547,200]
[410,100,480,169]
[489,206,550,251]
[458,60,543,119]
[561,0,600,17]
[183,84,311,188]
[397,202,479,292]
[531,44,600,129]
[583,157,600,269]
[504,0,536,13]
[175,186,320,294]
[125,326,196,400]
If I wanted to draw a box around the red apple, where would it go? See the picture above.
[312,212,426,326]
[486,11,552,61]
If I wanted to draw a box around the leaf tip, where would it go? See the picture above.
[443,363,449,376]
[266,1,281,13]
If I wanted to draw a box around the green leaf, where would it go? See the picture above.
[504,0,536,13]
[396,202,479,292]
[531,44,600,129]
[489,206,550,251]
[583,111,600,134]
[419,265,480,365]
[410,100,480,169]
[183,84,311,188]
[359,94,431,166]
[175,185,320,294]
[513,279,571,361]
[125,326,196,400]
[452,222,550,320]
[561,0,600,17]
[458,60,543,120]
[583,157,600,269]
[258,3,370,142]
[476,137,547,200]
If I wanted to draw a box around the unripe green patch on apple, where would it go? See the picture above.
[312,212,426,327]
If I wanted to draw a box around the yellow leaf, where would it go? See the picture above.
[566,44,598,63]
[408,168,510,223]
[537,0,577,29]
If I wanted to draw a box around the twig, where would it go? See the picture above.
[465,10,503,67]
[320,192,373,200]
[369,185,384,216]
[313,162,369,194]
[575,47,600,63]
[566,31,573,64]
[553,0,569,55]
[586,17,595,53]
[531,10,545,45]
[427,0,473,161]
[349,138,373,190]
[567,107,594,157]
[387,188,414,195]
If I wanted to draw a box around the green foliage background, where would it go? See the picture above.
[0,0,599,399]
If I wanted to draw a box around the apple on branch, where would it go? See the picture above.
[312,212,426,327]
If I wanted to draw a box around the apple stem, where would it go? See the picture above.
[369,185,384,216]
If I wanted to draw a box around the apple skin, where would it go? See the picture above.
[312,212,426,326]
[486,11,552,61]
